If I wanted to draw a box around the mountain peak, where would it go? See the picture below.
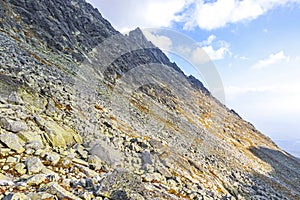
[126,27,156,49]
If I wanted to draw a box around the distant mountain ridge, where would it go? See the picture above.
[0,0,299,199]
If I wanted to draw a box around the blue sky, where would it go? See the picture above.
[87,0,300,157]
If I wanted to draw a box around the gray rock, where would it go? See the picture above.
[34,149,45,156]
[0,148,11,157]
[7,92,24,105]
[89,141,122,166]
[25,140,44,150]
[45,152,61,166]
[44,182,81,200]
[45,98,58,116]
[142,172,165,183]
[156,165,172,178]
[26,157,44,174]
[75,164,98,177]
[3,193,30,200]
[2,165,9,170]
[75,144,88,159]
[0,133,25,153]
[72,158,89,166]
[0,173,13,186]
[0,118,28,133]
[0,97,7,104]
[34,116,82,147]
[5,156,18,163]
[97,170,144,199]
[141,150,152,165]
[26,174,47,186]
[41,168,60,182]
[28,192,56,200]
[87,155,103,170]
[81,191,95,200]
[25,148,35,155]
[18,131,45,150]
[60,157,72,167]
[14,163,26,175]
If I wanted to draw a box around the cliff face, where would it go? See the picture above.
[0,0,299,199]
[1,0,118,61]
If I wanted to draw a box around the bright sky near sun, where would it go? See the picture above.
[87,0,300,157]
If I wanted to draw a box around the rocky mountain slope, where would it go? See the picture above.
[0,0,299,199]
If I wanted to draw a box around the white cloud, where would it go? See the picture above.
[87,0,300,31]
[197,35,231,61]
[198,34,216,46]
[173,35,230,64]
[86,0,188,32]
[142,30,173,51]
[190,47,211,64]
[174,45,211,64]
[178,0,300,30]
[252,51,290,69]
[234,55,249,60]
[176,38,230,64]
[201,45,230,61]
[141,32,230,64]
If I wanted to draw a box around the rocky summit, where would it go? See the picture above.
[0,0,299,199]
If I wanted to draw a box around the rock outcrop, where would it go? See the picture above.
[0,0,299,199]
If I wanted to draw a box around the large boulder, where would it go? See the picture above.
[44,182,81,200]
[0,118,28,133]
[89,140,122,166]
[35,117,82,147]
[0,133,25,153]
[26,157,44,175]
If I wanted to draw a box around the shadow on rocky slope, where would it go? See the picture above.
[249,146,300,199]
